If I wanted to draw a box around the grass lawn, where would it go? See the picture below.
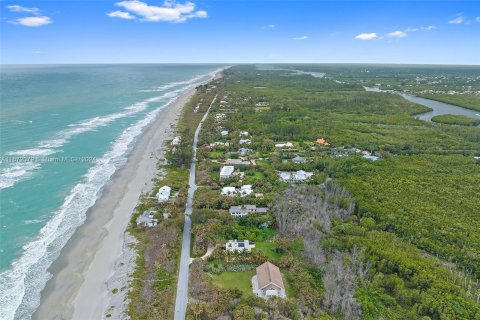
[211,270,255,297]
[254,241,282,263]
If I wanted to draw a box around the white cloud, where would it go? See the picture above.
[449,15,465,24]
[293,35,308,40]
[10,16,52,27]
[262,24,275,29]
[112,0,208,23]
[387,30,407,38]
[6,5,40,15]
[355,32,378,40]
[107,10,136,19]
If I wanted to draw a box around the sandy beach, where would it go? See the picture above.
[32,88,196,320]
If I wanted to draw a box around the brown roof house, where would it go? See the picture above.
[252,262,286,299]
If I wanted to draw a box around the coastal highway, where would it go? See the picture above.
[174,94,217,320]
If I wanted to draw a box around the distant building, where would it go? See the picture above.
[136,211,158,228]
[210,141,229,147]
[315,138,330,146]
[171,136,182,146]
[279,170,313,183]
[291,156,306,164]
[239,131,249,137]
[220,166,235,179]
[156,186,171,203]
[275,142,294,149]
[255,102,269,107]
[225,239,255,253]
[194,105,200,113]
[239,139,252,145]
[229,205,268,217]
[239,148,253,156]
[221,185,254,197]
[225,159,251,165]
[252,262,286,299]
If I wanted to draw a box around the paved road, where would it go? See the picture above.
[174,94,217,320]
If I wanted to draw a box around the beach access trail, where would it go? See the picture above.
[174,94,218,320]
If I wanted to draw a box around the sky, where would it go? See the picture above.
[0,0,479,64]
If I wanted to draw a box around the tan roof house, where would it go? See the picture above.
[252,262,286,299]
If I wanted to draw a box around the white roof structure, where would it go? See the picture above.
[221,186,237,196]
[275,142,294,148]
[279,170,313,183]
[239,139,251,145]
[220,166,235,179]
[171,136,181,146]
[221,130,229,137]
[156,186,171,203]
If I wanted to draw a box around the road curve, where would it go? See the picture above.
[174,94,217,320]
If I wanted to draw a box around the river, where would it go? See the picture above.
[364,87,480,122]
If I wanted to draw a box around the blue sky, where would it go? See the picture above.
[1,0,479,64]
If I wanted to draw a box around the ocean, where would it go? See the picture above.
[0,64,223,320]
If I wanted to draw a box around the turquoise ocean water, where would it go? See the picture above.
[0,64,223,320]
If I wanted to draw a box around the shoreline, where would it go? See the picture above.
[32,88,196,320]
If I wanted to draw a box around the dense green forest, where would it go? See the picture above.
[185,65,480,319]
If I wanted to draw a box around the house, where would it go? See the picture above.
[136,211,158,228]
[221,185,254,197]
[210,142,229,147]
[171,136,181,146]
[315,138,330,146]
[221,186,237,196]
[225,159,251,166]
[194,105,200,113]
[240,131,249,137]
[229,205,268,217]
[220,166,235,179]
[225,239,255,253]
[239,139,252,145]
[363,155,380,161]
[215,113,226,122]
[255,102,269,107]
[239,185,253,196]
[275,142,294,149]
[156,186,171,203]
[252,262,286,299]
[279,170,313,183]
[220,130,229,137]
[291,156,306,164]
[239,148,253,156]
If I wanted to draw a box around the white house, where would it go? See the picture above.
[156,186,171,203]
[221,186,237,196]
[255,102,269,107]
[279,170,313,183]
[221,185,254,197]
[239,139,252,145]
[171,136,181,146]
[239,185,253,196]
[220,130,229,137]
[136,211,158,228]
[229,205,268,217]
[240,131,249,137]
[225,239,255,253]
[220,166,235,179]
[210,141,229,147]
[275,142,294,148]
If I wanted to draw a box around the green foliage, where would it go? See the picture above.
[431,114,480,126]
